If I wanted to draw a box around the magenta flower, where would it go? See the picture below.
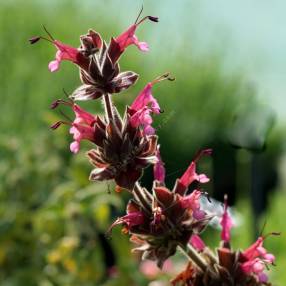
[69,104,97,153]
[153,146,165,183]
[180,190,206,220]
[220,196,233,243]
[129,106,155,135]
[109,201,145,233]
[48,40,89,72]
[240,236,276,283]
[115,24,149,53]
[174,149,212,195]
[243,237,275,262]
[116,211,145,229]
[51,101,97,153]
[108,14,158,63]
[129,74,172,135]
[69,124,94,153]
[190,234,205,252]
[131,82,160,114]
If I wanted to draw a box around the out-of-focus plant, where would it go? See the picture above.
[0,132,146,285]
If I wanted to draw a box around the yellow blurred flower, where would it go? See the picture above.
[63,258,77,274]
[47,250,61,264]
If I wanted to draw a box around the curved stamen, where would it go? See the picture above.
[134,5,144,24]
[151,72,175,84]
[43,25,55,41]
[193,148,212,163]
[50,99,73,109]
[50,120,71,130]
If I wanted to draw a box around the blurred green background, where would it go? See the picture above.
[0,0,285,285]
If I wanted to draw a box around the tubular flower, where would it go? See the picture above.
[173,149,212,196]
[220,195,233,244]
[50,101,98,153]
[240,236,276,283]
[129,74,173,135]
[108,14,158,63]
[129,106,155,135]
[181,190,206,220]
[48,40,89,72]
[109,203,145,233]
[70,104,97,153]
[115,23,149,52]
[130,82,160,114]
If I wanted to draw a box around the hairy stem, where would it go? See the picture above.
[179,243,219,280]
[103,93,114,122]
[178,244,208,272]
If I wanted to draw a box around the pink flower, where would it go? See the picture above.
[48,40,88,72]
[174,149,212,195]
[241,235,276,283]
[241,259,269,283]
[190,234,205,252]
[72,104,96,126]
[220,196,233,243]
[119,212,145,228]
[129,78,164,135]
[69,124,95,153]
[153,146,165,183]
[115,24,149,53]
[51,101,97,154]
[108,14,158,63]
[131,83,160,114]
[108,211,145,236]
[129,106,155,135]
[243,237,275,263]
[181,190,206,220]
[69,104,97,153]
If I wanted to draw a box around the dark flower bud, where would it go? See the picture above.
[50,121,63,130]
[50,99,61,109]
[29,36,41,44]
[148,16,159,22]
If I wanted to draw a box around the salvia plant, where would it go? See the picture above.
[30,8,279,286]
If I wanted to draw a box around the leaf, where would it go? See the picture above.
[70,84,103,101]
[109,71,139,93]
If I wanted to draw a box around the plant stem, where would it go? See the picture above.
[103,93,114,123]
[179,243,219,280]
[178,244,207,272]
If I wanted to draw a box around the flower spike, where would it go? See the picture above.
[32,12,279,286]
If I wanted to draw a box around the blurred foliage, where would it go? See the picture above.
[0,0,285,285]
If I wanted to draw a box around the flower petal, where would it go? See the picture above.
[48,60,60,72]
